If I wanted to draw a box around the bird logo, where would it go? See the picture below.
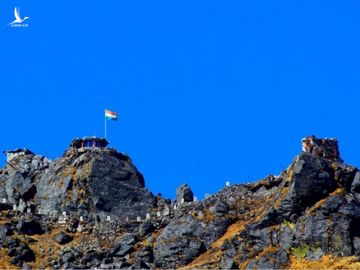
[8,7,29,26]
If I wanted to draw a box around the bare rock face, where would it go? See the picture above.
[34,149,155,219]
[5,171,34,204]
[2,136,360,269]
[175,184,194,206]
[154,215,231,268]
[0,145,155,220]
[217,137,360,269]
[0,154,50,211]
[277,152,337,221]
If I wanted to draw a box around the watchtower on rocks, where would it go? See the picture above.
[70,137,109,149]
[301,135,341,161]
[3,148,34,162]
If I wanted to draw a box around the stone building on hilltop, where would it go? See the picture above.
[3,148,34,162]
[70,136,109,149]
[301,135,342,162]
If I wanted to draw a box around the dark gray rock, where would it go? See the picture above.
[0,224,12,244]
[36,150,155,219]
[54,231,73,245]
[307,247,324,261]
[137,246,153,263]
[101,257,113,264]
[9,242,35,266]
[17,219,43,235]
[294,205,353,257]
[10,257,23,267]
[278,153,337,220]
[86,258,101,268]
[329,214,352,256]
[88,152,155,218]
[333,163,357,190]
[5,171,33,204]
[117,233,137,245]
[60,250,76,264]
[320,195,346,216]
[0,202,12,211]
[130,259,150,270]
[246,248,289,270]
[244,225,273,252]
[210,200,229,216]
[1,154,50,208]
[204,218,233,248]
[113,243,133,257]
[338,201,360,218]
[36,170,73,215]
[4,236,20,249]
[81,251,105,266]
[16,243,36,263]
[154,214,231,268]
[99,263,114,269]
[219,256,238,269]
[279,224,295,250]
[138,221,155,238]
[353,237,360,256]
[295,213,328,251]
[175,184,194,205]
[351,172,360,193]
[4,137,360,269]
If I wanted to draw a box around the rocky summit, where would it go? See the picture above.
[1,136,360,269]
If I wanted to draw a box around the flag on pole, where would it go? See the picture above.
[105,109,118,120]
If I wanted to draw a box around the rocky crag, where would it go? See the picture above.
[1,136,360,269]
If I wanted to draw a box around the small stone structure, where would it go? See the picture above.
[70,136,109,149]
[302,135,341,161]
[3,148,33,162]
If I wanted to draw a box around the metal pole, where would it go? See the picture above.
[105,118,107,139]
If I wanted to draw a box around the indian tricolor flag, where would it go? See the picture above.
[105,109,118,120]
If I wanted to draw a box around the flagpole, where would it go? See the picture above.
[105,118,107,139]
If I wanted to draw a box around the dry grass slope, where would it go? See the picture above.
[289,255,360,269]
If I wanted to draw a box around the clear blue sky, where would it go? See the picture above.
[1,1,360,199]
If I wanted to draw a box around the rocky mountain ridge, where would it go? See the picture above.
[1,136,360,269]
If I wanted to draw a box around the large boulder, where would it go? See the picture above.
[154,216,206,268]
[0,224,12,245]
[88,152,154,218]
[278,153,337,220]
[0,154,50,208]
[246,248,289,270]
[175,184,194,205]
[154,215,231,268]
[5,171,34,205]
[351,171,360,193]
[54,231,73,245]
[6,238,35,266]
[17,219,43,235]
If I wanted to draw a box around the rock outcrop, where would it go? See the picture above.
[1,135,360,269]
[175,184,194,206]
[0,146,156,220]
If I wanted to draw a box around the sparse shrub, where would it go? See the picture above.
[283,219,295,230]
[292,244,310,258]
